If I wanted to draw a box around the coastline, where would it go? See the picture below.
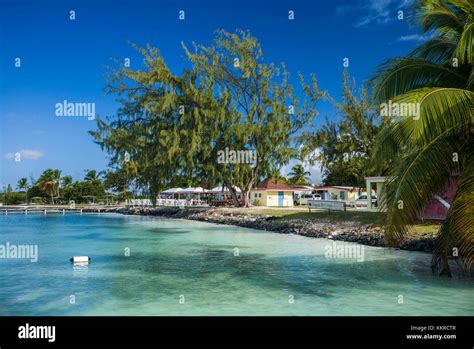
[103,206,436,254]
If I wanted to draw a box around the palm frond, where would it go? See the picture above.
[415,0,464,34]
[445,0,474,14]
[371,117,414,170]
[381,133,462,245]
[454,22,474,64]
[370,58,467,103]
[388,88,474,145]
[408,37,456,64]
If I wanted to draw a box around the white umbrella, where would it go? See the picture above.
[181,187,210,200]
[180,187,196,194]
[162,187,183,194]
[210,185,241,193]
[161,188,183,199]
[192,187,209,193]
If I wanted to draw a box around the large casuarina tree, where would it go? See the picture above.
[183,30,323,206]
[370,0,473,276]
[91,30,323,206]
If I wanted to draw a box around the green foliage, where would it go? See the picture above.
[37,169,62,204]
[91,29,324,206]
[0,191,27,205]
[268,167,288,184]
[301,70,386,187]
[370,0,474,275]
[16,177,29,192]
[4,169,114,205]
[287,164,311,185]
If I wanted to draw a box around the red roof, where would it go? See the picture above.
[253,179,298,191]
[314,186,365,191]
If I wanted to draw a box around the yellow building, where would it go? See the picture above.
[313,186,366,202]
[250,179,297,207]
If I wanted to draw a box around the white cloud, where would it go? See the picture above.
[344,0,413,28]
[4,149,44,161]
[355,0,392,27]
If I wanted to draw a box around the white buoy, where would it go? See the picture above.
[62,209,65,215]
[70,256,91,264]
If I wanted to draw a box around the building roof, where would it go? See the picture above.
[252,179,298,191]
[314,186,365,191]
[289,185,314,191]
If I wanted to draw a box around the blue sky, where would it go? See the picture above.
[0,0,426,187]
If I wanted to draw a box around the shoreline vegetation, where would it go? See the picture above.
[2,1,472,277]
[2,204,440,254]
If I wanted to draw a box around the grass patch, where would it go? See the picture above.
[226,208,440,233]
[275,210,382,225]
[226,208,382,226]
[409,223,441,235]
[232,208,307,217]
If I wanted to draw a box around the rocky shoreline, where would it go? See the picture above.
[93,206,436,254]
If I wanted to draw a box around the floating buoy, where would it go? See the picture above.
[70,256,91,264]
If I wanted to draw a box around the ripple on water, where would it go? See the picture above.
[0,213,473,316]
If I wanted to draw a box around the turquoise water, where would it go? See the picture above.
[0,213,472,316]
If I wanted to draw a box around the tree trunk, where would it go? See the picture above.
[241,189,250,207]
[224,179,241,207]
[439,254,452,277]
[240,157,259,208]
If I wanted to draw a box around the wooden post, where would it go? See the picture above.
[366,179,372,210]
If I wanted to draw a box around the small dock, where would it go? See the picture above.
[1,205,121,215]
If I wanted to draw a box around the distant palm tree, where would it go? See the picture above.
[16,177,30,192]
[288,164,311,185]
[62,175,73,187]
[268,167,287,183]
[84,169,104,182]
[370,0,473,276]
[38,169,62,204]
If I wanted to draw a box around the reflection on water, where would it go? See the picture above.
[72,263,89,274]
[0,213,473,316]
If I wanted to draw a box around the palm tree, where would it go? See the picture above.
[84,169,104,182]
[16,177,29,192]
[288,164,311,185]
[38,169,62,204]
[268,167,288,183]
[370,0,473,276]
[62,175,72,187]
